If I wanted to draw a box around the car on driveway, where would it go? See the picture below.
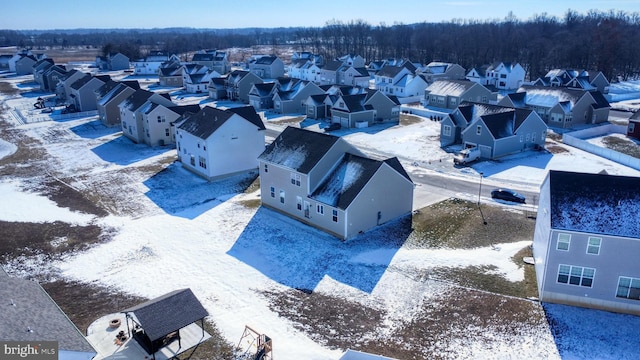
[324,122,341,132]
[491,188,526,204]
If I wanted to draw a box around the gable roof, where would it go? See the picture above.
[178,105,264,139]
[516,85,586,108]
[259,126,341,173]
[548,170,640,238]
[123,288,208,342]
[480,108,532,139]
[253,55,278,65]
[426,79,478,96]
[0,269,96,354]
[337,93,370,112]
[120,89,156,111]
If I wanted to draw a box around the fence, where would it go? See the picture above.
[562,124,640,171]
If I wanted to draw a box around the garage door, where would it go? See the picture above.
[332,115,348,127]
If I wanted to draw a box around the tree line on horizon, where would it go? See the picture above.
[1,9,639,81]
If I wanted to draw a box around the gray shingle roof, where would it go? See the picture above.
[123,288,208,342]
[0,269,96,354]
[178,105,264,139]
[258,126,341,174]
[548,170,640,238]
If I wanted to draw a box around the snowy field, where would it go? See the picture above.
[2,74,640,359]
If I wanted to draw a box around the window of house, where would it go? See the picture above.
[317,204,324,215]
[557,233,571,251]
[165,129,170,137]
[190,155,195,166]
[587,237,602,255]
[279,190,285,204]
[532,132,536,142]
[270,186,275,198]
[526,133,530,142]
[500,74,507,78]
[198,156,206,168]
[630,123,636,132]
[557,264,595,287]
[482,96,488,102]
[451,98,457,105]
[332,209,338,222]
[296,196,302,211]
[476,125,481,135]
[616,277,640,300]
[290,173,301,186]
[443,125,452,137]
[520,134,524,142]
[264,164,268,173]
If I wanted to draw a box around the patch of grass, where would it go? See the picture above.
[243,176,260,194]
[546,131,563,142]
[409,198,535,249]
[41,177,109,217]
[0,80,19,95]
[238,198,262,209]
[268,116,305,126]
[400,113,423,126]
[601,135,640,158]
[546,143,569,154]
[261,288,386,350]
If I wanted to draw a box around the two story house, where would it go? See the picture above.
[466,62,525,90]
[533,170,640,315]
[249,55,285,79]
[96,81,139,127]
[533,69,610,94]
[329,89,401,128]
[498,85,610,128]
[133,51,171,76]
[423,80,496,109]
[419,62,466,83]
[449,102,547,159]
[225,70,263,103]
[141,103,201,146]
[176,105,266,180]
[258,126,414,240]
[192,50,230,74]
[95,52,130,71]
[119,89,174,144]
[272,81,324,114]
[68,74,111,111]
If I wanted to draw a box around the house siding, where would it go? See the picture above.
[98,87,136,127]
[344,164,413,239]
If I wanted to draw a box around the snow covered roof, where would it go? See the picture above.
[259,126,341,173]
[426,79,477,96]
[548,170,640,238]
[517,85,586,108]
[178,105,264,139]
[120,89,155,111]
[251,82,277,97]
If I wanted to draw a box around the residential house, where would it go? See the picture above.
[68,74,111,111]
[95,52,130,71]
[0,54,12,70]
[176,105,266,180]
[337,65,370,88]
[132,50,170,75]
[120,89,174,144]
[452,102,547,159]
[291,51,324,65]
[56,69,86,103]
[249,55,285,79]
[225,70,263,103]
[273,81,324,114]
[15,53,38,75]
[318,60,344,86]
[0,268,97,360]
[374,65,412,94]
[141,103,200,146]
[192,49,229,74]
[248,82,278,110]
[498,85,610,128]
[365,89,401,123]
[287,54,323,82]
[423,80,496,109]
[184,68,220,94]
[305,94,337,119]
[330,93,375,128]
[467,62,525,90]
[258,126,414,240]
[419,62,466,83]
[533,69,610,94]
[532,170,640,315]
[628,111,640,140]
[32,59,55,91]
[208,77,227,100]
[96,81,139,127]
[158,65,183,87]
[41,65,67,93]
[338,54,366,68]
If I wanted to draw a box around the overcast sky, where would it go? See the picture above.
[4,0,640,30]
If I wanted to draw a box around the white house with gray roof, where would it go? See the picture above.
[258,127,413,240]
[0,268,97,360]
[176,105,266,180]
[533,170,640,316]
[466,62,525,90]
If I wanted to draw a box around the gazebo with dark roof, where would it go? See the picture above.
[122,288,209,359]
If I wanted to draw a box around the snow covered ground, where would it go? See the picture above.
[2,75,640,359]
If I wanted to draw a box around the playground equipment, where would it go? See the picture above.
[236,325,272,360]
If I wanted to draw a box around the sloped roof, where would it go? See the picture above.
[254,55,278,65]
[258,126,341,173]
[504,92,527,108]
[589,90,610,109]
[192,53,214,62]
[0,269,96,354]
[121,89,155,111]
[95,79,119,97]
[548,170,640,238]
[69,74,93,90]
[517,85,586,108]
[481,108,532,139]
[376,65,406,78]
[426,79,477,96]
[251,82,277,97]
[123,288,208,342]
[322,60,344,72]
[339,93,369,112]
[178,105,264,139]
[311,153,382,209]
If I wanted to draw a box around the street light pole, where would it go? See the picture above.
[478,172,487,225]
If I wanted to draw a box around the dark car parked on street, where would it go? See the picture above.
[324,122,341,132]
[491,188,526,204]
